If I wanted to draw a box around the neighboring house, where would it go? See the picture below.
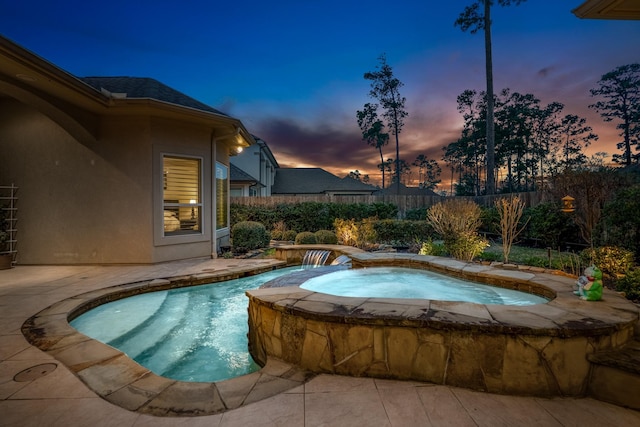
[230,163,258,197]
[230,137,278,196]
[271,168,378,196]
[0,36,253,264]
[377,183,440,197]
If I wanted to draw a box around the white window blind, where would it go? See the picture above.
[163,156,202,235]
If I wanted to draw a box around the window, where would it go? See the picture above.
[163,155,202,236]
[230,186,243,197]
[216,162,228,230]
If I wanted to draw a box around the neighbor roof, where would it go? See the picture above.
[377,183,440,196]
[271,168,378,194]
[80,76,228,116]
[230,163,258,183]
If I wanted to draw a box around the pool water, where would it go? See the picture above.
[300,267,548,306]
[71,266,301,383]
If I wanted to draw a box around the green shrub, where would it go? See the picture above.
[447,231,489,262]
[418,240,447,256]
[595,184,640,261]
[282,230,297,241]
[373,220,435,245]
[231,202,397,233]
[477,251,501,262]
[580,246,635,279]
[295,231,317,244]
[405,207,428,221]
[231,221,270,253]
[315,229,338,244]
[525,202,581,248]
[480,206,500,235]
[334,218,359,246]
[616,268,640,302]
[333,218,376,248]
[270,230,283,240]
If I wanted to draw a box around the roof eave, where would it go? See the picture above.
[573,0,640,19]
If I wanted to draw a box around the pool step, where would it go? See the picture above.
[134,291,213,375]
[107,292,190,359]
[588,337,640,410]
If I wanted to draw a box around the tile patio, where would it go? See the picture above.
[1,258,639,426]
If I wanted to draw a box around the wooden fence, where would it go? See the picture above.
[231,192,546,218]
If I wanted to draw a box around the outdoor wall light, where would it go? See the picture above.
[561,195,575,213]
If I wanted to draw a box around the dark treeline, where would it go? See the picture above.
[442,88,599,196]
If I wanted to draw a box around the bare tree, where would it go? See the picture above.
[496,196,528,263]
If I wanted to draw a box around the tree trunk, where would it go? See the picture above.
[484,0,496,195]
[378,147,385,189]
[395,131,400,195]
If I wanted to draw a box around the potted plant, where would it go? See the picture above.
[0,206,12,269]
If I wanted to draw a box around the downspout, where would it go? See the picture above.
[211,131,217,258]
[258,143,265,196]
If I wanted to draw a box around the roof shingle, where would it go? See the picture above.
[272,168,377,194]
[79,76,227,116]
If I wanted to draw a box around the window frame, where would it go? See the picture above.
[155,150,208,246]
[215,162,229,231]
[162,155,202,237]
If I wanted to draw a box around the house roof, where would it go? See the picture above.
[377,183,439,196]
[255,137,279,168]
[271,168,378,195]
[0,35,254,148]
[80,77,228,116]
[573,0,640,19]
[230,163,258,183]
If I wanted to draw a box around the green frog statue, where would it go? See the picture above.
[575,265,603,301]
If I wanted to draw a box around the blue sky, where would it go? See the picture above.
[2,1,639,185]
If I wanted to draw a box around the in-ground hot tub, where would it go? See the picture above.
[246,246,639,397]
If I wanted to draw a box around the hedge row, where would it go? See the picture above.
[231,201,398,233]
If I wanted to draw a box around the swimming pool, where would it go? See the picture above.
[71,266,301,382]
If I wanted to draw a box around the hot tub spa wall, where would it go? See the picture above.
[253,246,639,397]
[247,295,634,397]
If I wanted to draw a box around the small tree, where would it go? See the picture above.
[413,154,442,190]
[557,114,598,171]
[363,54,408,195]
[496,196,528,263]
[356,103,389,188]
[455,0,528,194]
[589,63,640,165]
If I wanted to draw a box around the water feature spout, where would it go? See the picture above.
[330,255,351,266]
[302,250,331,268]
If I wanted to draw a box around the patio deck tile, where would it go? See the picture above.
[1,258,639,426]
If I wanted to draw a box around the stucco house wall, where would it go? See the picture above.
[0,36,251,265]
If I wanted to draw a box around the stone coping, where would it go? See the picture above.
[21,258,316,417]
[259,249,639,338]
